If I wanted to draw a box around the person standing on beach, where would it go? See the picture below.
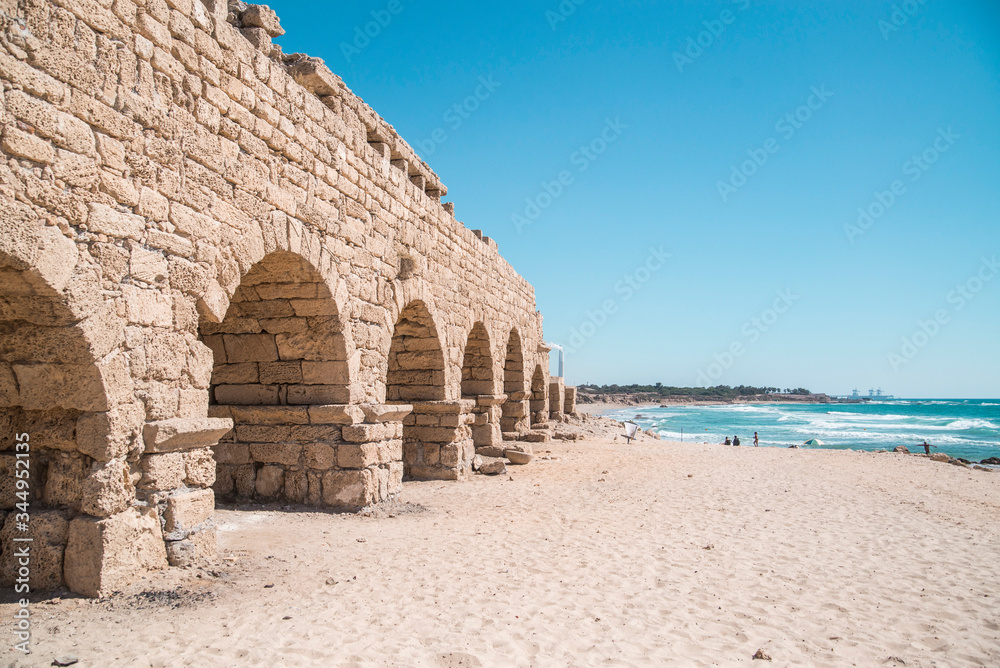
[754,432,759,447]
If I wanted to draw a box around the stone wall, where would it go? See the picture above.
[0,0,552,596]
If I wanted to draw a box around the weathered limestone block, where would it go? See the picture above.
[17,410,78,452]
[281,470,306,503]
[308,404,364,425]
[76,403,145,461]
[13,353,131,413]
[223,333,278,362]
[213,465,235,497]
[43,453,89,509]
[213,443,251,464]
[140,452,187,492]
[287,384,349,405]
[304,442,337,469]
[322,469,375,509]
[80,458,134,517]
[163,488,214,535]
[360,404,413,423]
[255,465,284,497]
[143,417,234,453]
[388,461,404,494]
[215,384,279,404]
[337,442,378,470]
[342,423,387,443]
[0,510,70,590]
[376,439,403,464]
[183,448,217,487]
[233,464,256,497]
[63,508,168,598]
[2,126,55,164]
[165,523,216,568]
[249,442,301,466]
[235,424,291,442]
[287,57,341,97]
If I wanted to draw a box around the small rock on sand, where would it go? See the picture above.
[752,648,772,661]
[478,457,507,476]
[893,446,910,454]
[53,657,79,667]
[929,453,950,463]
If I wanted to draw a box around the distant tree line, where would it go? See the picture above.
[577,384,813,398]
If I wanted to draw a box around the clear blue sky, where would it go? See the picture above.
[265,0,1000,398]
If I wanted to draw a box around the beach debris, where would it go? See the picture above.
[893,446,910,454]
[472,454,484,471]
[478,457,507,476]
[885,657,907,665]
[325,578,338,585]
[752,649,772,661]
[52,656,79,667]
[505,449,533,465]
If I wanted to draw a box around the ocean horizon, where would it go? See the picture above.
[603,399,1000,463]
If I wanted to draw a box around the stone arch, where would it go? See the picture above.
[204,251,353,503]
[499,328,529,434]
[0,237,164,597]
[386,301,466,479]
[530,364,548,426]
[386,301,446,404]
[461,322,494,398]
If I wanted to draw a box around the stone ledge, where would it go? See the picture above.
[143,418,235,453]
[361,403,413,423]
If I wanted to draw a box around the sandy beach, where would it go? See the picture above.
[6,429,999,667]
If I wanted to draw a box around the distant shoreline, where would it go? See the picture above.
[576,394,834,415]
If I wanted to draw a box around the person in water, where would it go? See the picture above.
[919,441,936,455]
[754,432,759,447]
[733,435,741,446]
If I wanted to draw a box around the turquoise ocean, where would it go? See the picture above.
[603,399,1000,463]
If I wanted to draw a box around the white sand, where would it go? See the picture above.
[8,439,1000,667]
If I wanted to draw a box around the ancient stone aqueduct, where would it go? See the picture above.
[0,0,577,596]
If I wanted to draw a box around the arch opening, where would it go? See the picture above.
[387,301,458,478]
[499,329,528,435]
[203,251,352,504]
